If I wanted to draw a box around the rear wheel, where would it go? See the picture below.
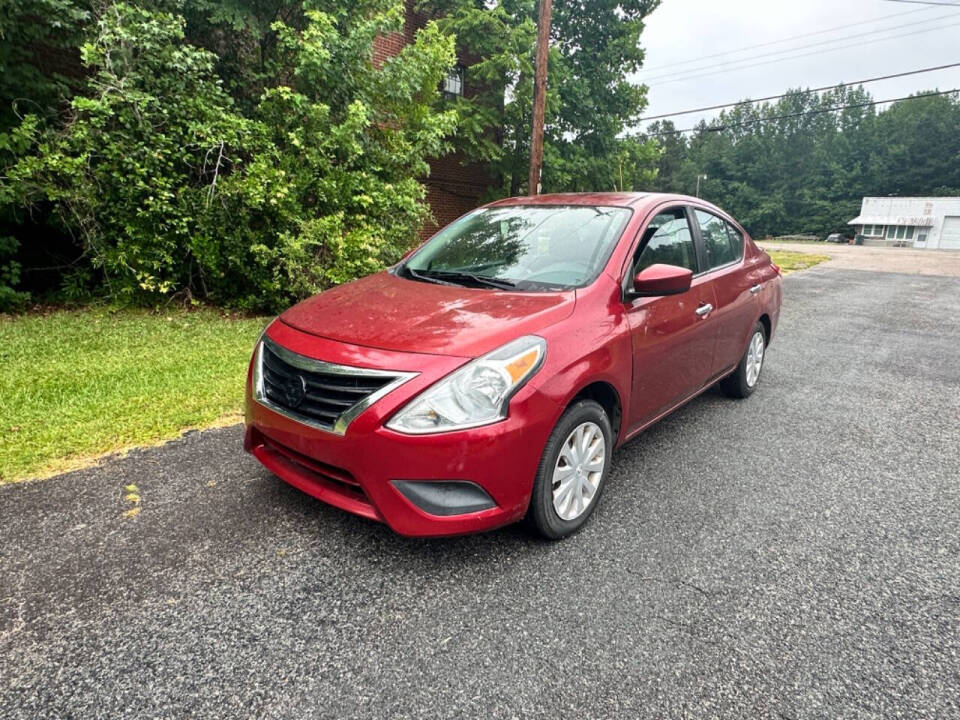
[528,399,612,540]
[720,322,766,399]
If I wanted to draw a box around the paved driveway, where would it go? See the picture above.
[758,241,960,276]
[2,268,959,719]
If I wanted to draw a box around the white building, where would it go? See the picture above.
[848,196,960,250]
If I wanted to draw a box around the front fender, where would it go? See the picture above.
[530,315,633,446]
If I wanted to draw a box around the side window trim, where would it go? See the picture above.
[686,205,710,276]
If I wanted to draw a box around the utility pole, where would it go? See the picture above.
[696,173,708,198]
[528,0,552,196]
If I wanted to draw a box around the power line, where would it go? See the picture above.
[884,1,960,6]
[638,62,960,121]
[642,5,930,73]
[644,89,959,137]
[641,12,960,83]
[641,19,960,87]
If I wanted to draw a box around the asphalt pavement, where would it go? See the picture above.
[758,241,960,277]
[2,267,959,719]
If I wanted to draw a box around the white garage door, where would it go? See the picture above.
[941,216,960,250]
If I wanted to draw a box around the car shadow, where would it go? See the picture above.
[260,383,729,565]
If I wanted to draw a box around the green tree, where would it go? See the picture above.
[544,0,659,192]
[871,93,960,197]
[647,120,695,194]
[5,4,255,302]
[422,0,661,195]
[178,1,306,112]
[0,0,91,133]
[206,0,458,309]
[0,0,93,309]
[4,1,457,311]
[647,87,960,239]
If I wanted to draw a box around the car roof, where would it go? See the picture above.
[487,191,714,211]
[485,192,743,229]
[488,192,649,208]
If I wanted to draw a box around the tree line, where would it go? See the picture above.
[645,86,960,239]
[1,1,957,313]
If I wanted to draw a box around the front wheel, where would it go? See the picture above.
[720,322,766,399]
[528,399,612,540]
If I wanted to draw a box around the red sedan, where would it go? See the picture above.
[244,193,782,539]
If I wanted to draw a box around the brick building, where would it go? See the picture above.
[373,6,496,238]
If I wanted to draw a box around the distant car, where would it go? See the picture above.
[825,233,849,244]
[245,193,783,539]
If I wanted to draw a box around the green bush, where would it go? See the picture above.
[0,235,29,312]
[4,1,456,312]
[0,0,91,133]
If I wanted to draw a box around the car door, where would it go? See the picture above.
[690,208,759,378]
[623,206,719,431]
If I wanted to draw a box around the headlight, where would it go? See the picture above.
[386,335,546,434]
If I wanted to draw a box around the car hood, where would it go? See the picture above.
[279,271,576,358]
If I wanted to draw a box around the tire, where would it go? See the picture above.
[528,399,613,540]
[720,321,766,399]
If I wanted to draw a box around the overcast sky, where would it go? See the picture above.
[634,0,960,132]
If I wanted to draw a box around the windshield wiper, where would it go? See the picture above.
[421,270,518,290]
[403,266,460,286]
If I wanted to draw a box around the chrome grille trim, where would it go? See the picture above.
[252,336,418,435]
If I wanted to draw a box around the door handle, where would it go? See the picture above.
[695,303,714,317]
[750,284,763,295]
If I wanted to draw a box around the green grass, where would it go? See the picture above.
[0,307,269,483]
[767,249,831,274]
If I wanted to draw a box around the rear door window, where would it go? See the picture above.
[694,209,738,269]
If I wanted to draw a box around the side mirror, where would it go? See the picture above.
[630,263,693,297]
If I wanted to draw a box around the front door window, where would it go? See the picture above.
[633,208,699,274]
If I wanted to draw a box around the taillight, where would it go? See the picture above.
[771,263,781,276]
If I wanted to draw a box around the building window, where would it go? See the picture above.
[884,225,915,241]
[443,64,465,99]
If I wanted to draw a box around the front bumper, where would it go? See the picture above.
[244,321,561,537]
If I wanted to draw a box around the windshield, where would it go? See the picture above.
[400,205,631,291]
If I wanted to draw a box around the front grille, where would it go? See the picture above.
[257,338,411,433]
